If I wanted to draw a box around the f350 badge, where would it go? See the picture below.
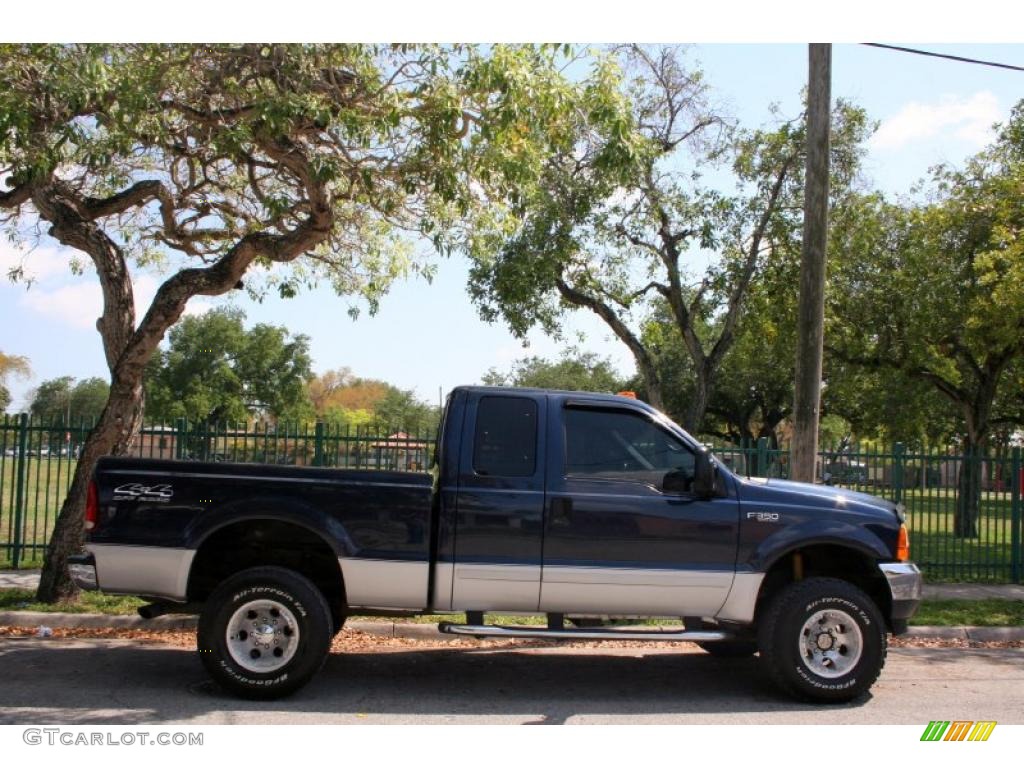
[113,483,174,502]
[746,511,780,522]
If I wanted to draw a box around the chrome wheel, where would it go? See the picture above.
[226,599,299,673]
[798,608,863,679]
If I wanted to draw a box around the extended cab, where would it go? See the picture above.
[71,386,922,701]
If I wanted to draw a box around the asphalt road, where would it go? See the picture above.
[0,638,1021,725]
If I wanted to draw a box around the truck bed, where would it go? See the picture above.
[89,457,435,607]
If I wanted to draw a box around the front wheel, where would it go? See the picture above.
[758,577,886,703]
[197,566,332,700]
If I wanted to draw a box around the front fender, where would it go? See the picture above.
[746,518,891,573]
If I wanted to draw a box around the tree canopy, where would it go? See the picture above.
[30,376,109,423]
[828,102,1024,536]
[466,44,870,432]
[306,367,438,431]
[144,307,313,426]
[0,43,631,601]
[481,350,627,393]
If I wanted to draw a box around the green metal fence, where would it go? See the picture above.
[0,415,436,569]
[2,415,1021,582]
[711,437,1023,583]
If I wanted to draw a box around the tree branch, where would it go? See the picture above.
[0,180,32,208]
[707,151,797,368]
[555,274,664,410]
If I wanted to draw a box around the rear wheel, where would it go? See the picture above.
[197,566,332,700]
[758,577,886,703]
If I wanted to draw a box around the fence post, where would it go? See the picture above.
[313,422,325,468]
[757,437,768,479]
[1012,446,1021,584]
[893,442,905,505]
[12,413,29,569]
[175,418,187,460]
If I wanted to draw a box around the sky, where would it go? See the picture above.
[2,38,1023,412]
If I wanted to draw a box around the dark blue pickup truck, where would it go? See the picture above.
[72,386,921,702]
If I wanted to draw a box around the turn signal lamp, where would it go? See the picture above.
[896,524,910,562]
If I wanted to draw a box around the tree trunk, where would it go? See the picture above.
[954,433,982,539]
[36,377,144,601]
[682,366,712,435]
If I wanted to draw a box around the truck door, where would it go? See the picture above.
[450,392,546,611]
[540,400,739,616]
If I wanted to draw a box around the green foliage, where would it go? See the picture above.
[482,350,627,393]
[642,238,801,443]
[306,367,438,430]
[464,44,871,431]
[372,387,439,432]
[828,102,1024,447]
[29,376,109,423]
[144,308,313,425]
[1,44,625,312]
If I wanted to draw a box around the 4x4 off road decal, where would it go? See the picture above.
[113,483,174,502]
[920,720,997,741]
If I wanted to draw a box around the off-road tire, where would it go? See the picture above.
[757,577,887,703]
[198,566,332,700]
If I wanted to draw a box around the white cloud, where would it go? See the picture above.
[870,91,1003,151]
[183,297,215,317]
[0,241,76,283]
[21,281,103,330]
[10,246,215,332]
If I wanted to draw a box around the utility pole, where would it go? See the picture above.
[791,43,831,483]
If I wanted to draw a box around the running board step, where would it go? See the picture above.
[437,622,731,642]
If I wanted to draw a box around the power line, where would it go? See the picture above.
[862,43,1024,73]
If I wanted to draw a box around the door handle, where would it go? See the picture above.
[550,497,573,526]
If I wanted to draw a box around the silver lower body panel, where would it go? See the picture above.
[539,566,733,616]
[339,557,429,610]
[87,544,195,601]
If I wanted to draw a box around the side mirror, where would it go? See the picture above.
[662,468,691,494]
[692,451,718,499]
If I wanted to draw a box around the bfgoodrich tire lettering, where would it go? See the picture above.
[198,566,332,700]
[757,577,886,703]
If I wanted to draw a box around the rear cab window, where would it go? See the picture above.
[472,396,538,477]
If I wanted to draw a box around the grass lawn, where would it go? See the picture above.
[909,599,1024,627]
[0,588,144,615]
[0,456,78,568]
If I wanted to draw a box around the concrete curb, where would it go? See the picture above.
[2,612,1023,641]
[0,611,198,631]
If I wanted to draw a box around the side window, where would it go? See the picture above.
[473,396,538,477]
[564,407,695,488]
